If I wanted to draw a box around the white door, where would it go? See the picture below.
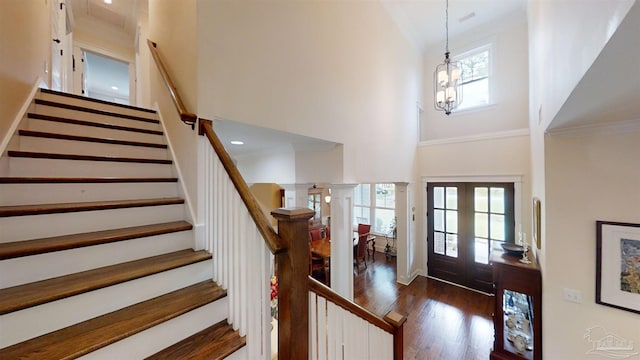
[50,0,66,91]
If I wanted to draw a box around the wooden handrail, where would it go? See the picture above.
[199,119,286,254]
[147,39,197,129]
[308,276,396,333]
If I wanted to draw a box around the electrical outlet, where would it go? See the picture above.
[563,288,582,303]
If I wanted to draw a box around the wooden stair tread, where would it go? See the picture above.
[7,150,173,164]
[35,98,159,124]
[0,197,184,217]
[28,113,164,135]
[40,88,157,114]
[146,320,246,360]
[0,280,225,359]
[0,249,212,315]
[0,177,178,184]
[0,221,193,260]
[19,129,168,148]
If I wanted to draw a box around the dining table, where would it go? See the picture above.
[310,238,331,259]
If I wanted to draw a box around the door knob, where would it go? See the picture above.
[53,38,61,44]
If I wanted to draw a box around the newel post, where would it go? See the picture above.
[384,310,407,360]
[271,208,315,360]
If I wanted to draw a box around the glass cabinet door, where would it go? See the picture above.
[502,289,534,359]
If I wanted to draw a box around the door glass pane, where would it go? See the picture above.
[475,187,488,212]
[490,187,505,213]
[474,238,489,264]
[475,213,488,238]
[446,187,458,210]
[435,232,445,255]
[434,209,445,232]
[446,210,458,233]
[446,234,458,257]
[434,187,445,208]
[490,214,505,240]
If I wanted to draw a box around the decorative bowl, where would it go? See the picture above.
[501,243,525,256]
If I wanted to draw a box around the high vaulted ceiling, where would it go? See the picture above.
[381,0,527,51]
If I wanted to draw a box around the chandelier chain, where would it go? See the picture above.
[445,0,449,54]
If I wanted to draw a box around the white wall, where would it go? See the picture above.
[148,0,199,216]
[527,2,638,356]
[236,149,296,185]
[0,0,50,145]
[544,129,640,359]
[196,0,422,184]
[294,146,344,184]
[528,0,635,132]
[421,9,529,141]
[416,135,532,277]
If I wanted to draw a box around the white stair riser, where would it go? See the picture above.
[0,182,179,206]
[38,92,157,120]
[0,204,186,242]
[8,158,174,178]
[0,230,194,288]
[17,136,169,160]
[226,346,248,360]
[26,118,165,144]
[0,260,213,348]
[33,105,161,132]
[78,297,229,360]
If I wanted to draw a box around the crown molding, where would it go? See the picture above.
[419,128,529,147]
[547,118,640,137]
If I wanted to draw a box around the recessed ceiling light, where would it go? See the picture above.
[111,86,119,90]
[230,140,244,145]
[104,0,113,4]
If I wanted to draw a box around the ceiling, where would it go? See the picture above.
[213,119,339,158]
[381,0,527,51]
[549,1,640,131]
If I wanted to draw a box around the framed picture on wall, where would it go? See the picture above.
[596,221,640,314]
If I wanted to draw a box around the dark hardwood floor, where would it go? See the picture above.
[353,253,495,360]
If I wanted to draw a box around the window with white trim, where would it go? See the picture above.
[354,184,395,234]
[455,44,491,111]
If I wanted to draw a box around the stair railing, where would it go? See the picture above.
[147,40,197,129]
[149,39,405,359]
[308,277,406,360]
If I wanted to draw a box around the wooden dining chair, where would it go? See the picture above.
[353,223,371,273]
[354,232,368,273]
[310,248,329,285]
[309,228,322,241]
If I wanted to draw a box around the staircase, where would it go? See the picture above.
[0,89,245,359]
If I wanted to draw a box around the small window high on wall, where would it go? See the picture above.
[455,44,491,111]
[354,184,395,234]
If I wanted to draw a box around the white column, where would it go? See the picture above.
[394,182,411,285]
[280,183,312,208]
[328,184,357,300]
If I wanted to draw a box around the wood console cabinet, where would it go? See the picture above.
[490,249,542,360]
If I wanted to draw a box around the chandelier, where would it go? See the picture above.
[434,0,462,115]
